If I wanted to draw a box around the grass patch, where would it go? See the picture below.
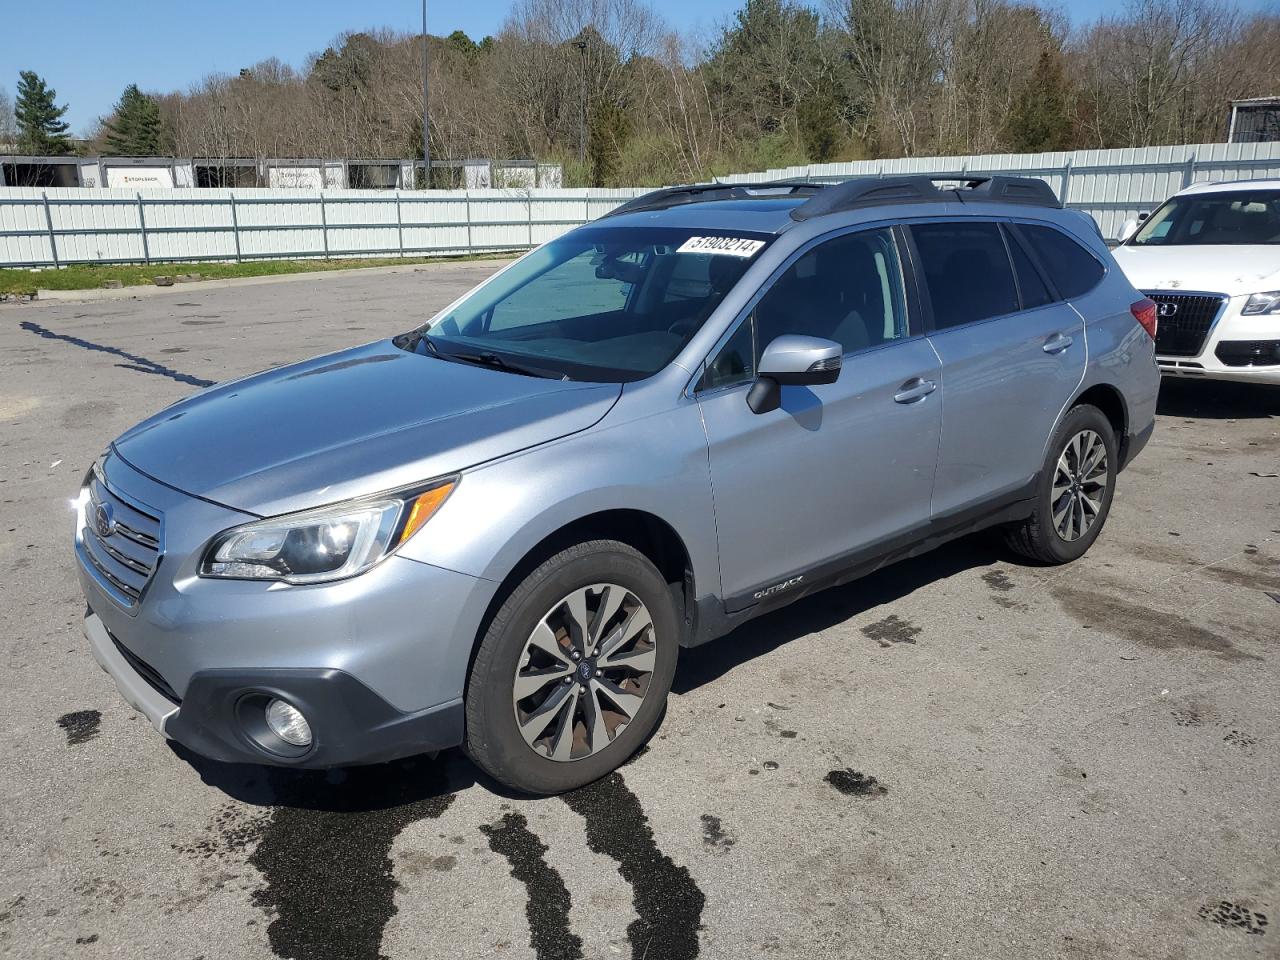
[0,253,511,297]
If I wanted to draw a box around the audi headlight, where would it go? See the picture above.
[201,478,456,584]
[1241,291,1280,316]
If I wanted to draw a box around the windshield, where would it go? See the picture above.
[1129,189,1280,246]
[403,226,771,382]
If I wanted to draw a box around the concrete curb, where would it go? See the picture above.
[28,257,517,304]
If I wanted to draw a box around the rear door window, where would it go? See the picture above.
[1004,227,1054,309]
[1018,224,1105,299]
[909,221,1019,329]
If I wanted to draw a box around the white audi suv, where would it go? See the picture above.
[1113,179,1280,385]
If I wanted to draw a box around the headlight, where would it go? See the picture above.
[201,478,456,584]
[1242,291,1280,316]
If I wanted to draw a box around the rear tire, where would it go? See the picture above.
[464,540,678,795]
[1006,404,1117,565]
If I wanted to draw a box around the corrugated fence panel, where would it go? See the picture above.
[401,192,475,253]
[0,188,54,265]
[6,143,1278,269]
[0,186,644,268]
[142,190,236,262]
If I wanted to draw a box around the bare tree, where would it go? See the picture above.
[0,85,16,148]
[128,0,1280,185]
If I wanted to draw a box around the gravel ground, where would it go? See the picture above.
[0,261,1276,960]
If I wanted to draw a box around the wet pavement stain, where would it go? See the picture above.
[479,811,583,960]
[242,760,457,960]
[982,570,1028,610]
[1198,900,1268,936]
[1171,707,1209,727]
[982,570,1015,592]
[699,814,736,854]
[824,769,888,798]
[1223,729,1258,750]
[20,321,215,388]
[861,615,921,648]
[1052,585,1262,662]
[56,710,101,746]
[175,802,267,861]
[561,771,705,960]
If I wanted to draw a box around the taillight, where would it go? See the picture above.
[1131,298,1157,340]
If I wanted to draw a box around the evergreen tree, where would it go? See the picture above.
[104,84,165,155]
[1005,42,1073,153]
[588,99,631,186]
[797,85,842,162]
[15,70,72,155]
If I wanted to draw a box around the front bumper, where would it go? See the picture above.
[1154,292,1280,385]
[76,451,498,767]
[85,611,466,766]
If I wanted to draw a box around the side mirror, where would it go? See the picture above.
[747,335,842,414]
[1119,210,1150,243]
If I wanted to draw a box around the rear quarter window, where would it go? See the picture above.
[1019,224,1105,299]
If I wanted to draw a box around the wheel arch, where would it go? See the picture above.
[1069,382,1131,465]
[1071,382,1127,438]
[469,508,697,670]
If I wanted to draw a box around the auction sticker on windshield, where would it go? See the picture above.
[677,236,766,258]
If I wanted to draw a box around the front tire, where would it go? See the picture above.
[1006,404,1117,565]
[464,540,678,795]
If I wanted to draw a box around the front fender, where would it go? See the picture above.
[399,399,720,603]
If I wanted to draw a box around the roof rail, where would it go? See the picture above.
[601,174,1061,222]
[789,175,1061,221]
[602,179,825,219]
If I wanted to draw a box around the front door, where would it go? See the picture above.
[695,227,942,608]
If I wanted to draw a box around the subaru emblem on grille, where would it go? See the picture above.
[1157,302,1178,317]
[94,501,116,539]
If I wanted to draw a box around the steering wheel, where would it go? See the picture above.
[667,317,698,337]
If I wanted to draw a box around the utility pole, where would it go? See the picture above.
[422,0,430,188]
[573,40,587,167]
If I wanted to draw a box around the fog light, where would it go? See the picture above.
[265,699,312,747]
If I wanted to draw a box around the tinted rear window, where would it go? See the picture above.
[1020,224,1105,299]
[910,222,1019,329]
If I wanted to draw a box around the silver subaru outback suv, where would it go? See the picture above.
[75,176,1159,794]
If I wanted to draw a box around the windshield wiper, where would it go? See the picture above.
[447,350,568,380]
[396,329,441,356]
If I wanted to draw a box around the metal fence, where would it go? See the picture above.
[0,188,645,268]
[4,141,1280,269]
[717,140,1280,240]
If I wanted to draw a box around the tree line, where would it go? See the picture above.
[3,0,1277,186]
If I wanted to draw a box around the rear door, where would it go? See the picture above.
[909,219,1085,518]
[695,226,942,607]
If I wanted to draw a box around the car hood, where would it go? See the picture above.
[1112,243,1280,296]
[113,340,621,517]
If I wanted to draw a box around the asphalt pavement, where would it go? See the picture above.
[0,261,1276,960]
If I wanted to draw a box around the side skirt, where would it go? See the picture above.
[684,482,1037,648]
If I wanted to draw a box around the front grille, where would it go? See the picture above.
[1215,339,1280,367]
[111,633,181,704]
[80,475,162,607]
[1147,292,1226,357]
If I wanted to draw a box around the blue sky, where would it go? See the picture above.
[3,0,1275,135]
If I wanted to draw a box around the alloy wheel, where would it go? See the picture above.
[1051,429,1108,542]
[512,583,657,762]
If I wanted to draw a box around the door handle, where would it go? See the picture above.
[894,378,937,403]
[1043,332,1074,354]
